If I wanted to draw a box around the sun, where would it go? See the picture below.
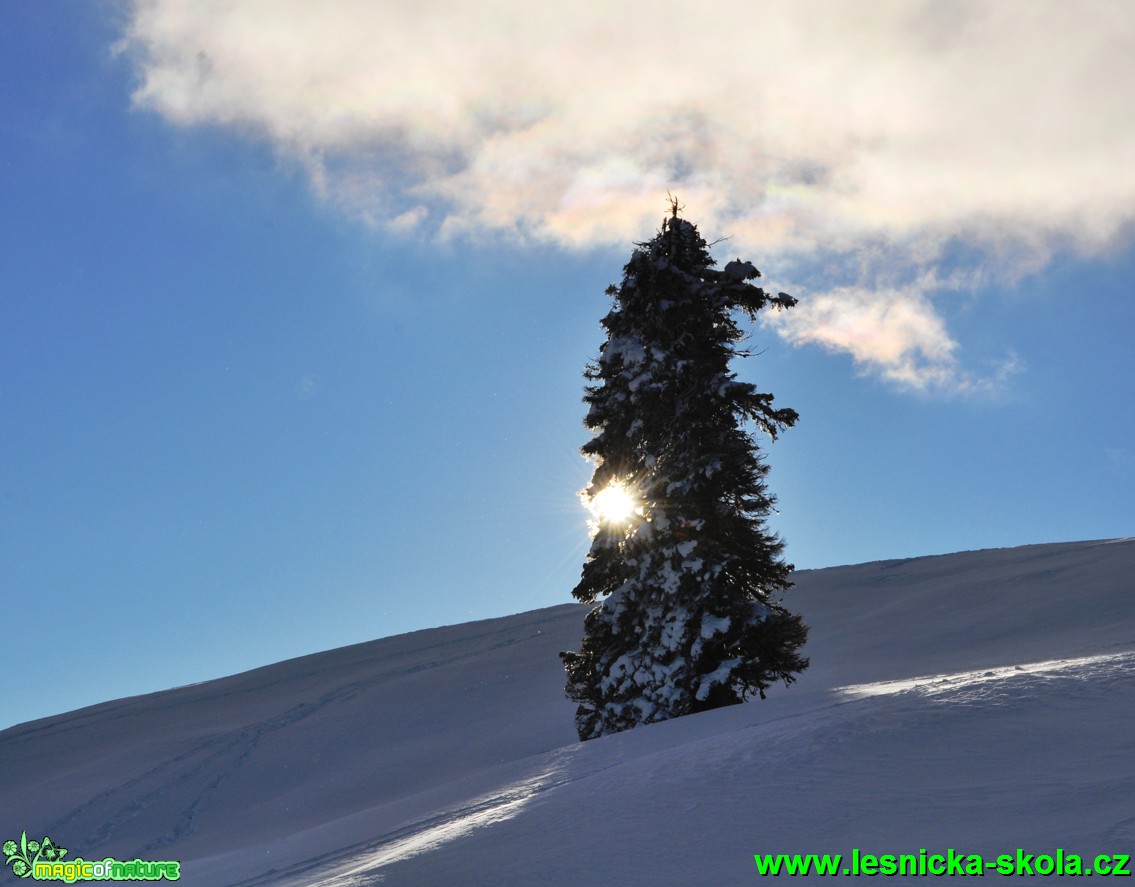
[589,483,638,525]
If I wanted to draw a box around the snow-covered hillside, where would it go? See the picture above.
[3,539,1133,885]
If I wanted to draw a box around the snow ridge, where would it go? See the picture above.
[2,539,1133,886]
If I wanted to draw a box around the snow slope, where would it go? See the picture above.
[3,539,1133,885]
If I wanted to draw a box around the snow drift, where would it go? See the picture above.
[3,539,1133,885]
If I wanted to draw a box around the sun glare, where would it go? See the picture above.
[590,484,638,525]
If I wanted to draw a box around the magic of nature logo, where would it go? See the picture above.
[3,831,180,881]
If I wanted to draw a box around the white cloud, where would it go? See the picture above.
[765,282,1021,394]
[768,285,958,390]
[119,0,1135,391]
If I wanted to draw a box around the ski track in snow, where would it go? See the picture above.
[27,613,571,859]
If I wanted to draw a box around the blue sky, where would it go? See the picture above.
[3,1,1133,730]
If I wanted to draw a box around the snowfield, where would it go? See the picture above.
[3,539,1134,885]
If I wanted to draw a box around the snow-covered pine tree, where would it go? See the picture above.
[561,202,809,741]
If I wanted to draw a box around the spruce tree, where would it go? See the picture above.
[561,202,809,741]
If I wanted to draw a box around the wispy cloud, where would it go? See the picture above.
[118,0,1135,391]
[765,281,1021,394]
